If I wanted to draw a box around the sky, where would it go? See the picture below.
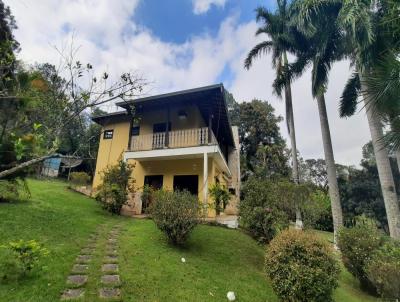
[7,0,371,166]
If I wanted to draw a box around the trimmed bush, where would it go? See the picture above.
[150,190,199,245]
[95,158,135,214]
[366,240,400,300]
[337,216,384,292]
[265,229,340,302]
[69,172,91,185]
[141,184,154,214]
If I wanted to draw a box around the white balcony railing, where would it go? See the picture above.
[129,127,217,151]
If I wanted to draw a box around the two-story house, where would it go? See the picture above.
[91,84,240,217]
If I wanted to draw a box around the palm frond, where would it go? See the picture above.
[244,41,274,70]
[364,53,400,113]
[340,72,360,117]
[311,53,331,97]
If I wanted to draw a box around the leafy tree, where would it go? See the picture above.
[244,1,305,228]
[339,141,400,233]
[0,0,19,94]
[299,158,328,190]
[233,99,289,179]
[0,42,146,180]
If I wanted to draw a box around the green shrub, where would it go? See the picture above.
[209,183,230,215]
[0,239,49,280]
[70,172,91,185]
[141,184,154,214]
[366,240,400,300]
[337,216,384,292]
[150,189,199,245]
[265,229,340,302]
[239,178,291,243]
[302,190,333,231]
[0,178,30,202]
[95,158,135,214]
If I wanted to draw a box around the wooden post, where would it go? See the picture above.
[165,105,170,147]
[127,108,134,150]
[208,111,213,144]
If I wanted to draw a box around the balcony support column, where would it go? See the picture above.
[165,105,170,147]
[208,112,213,144]
[203,152,208,217]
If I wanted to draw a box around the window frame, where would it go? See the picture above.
[103,129,114,139]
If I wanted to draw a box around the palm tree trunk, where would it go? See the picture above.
[316,93,343,243]
[361,80,400,239]
[285,82,303,229]
[283,52,303,229]
[396,150,400,175]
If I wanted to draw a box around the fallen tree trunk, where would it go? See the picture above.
[0,154,59,179]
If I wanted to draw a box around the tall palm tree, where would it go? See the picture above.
[298,0,400,239]
[336,0,400,239]
[244,1,304,228]
[275,0,345,242]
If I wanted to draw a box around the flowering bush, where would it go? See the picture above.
[337,216,384,292]
[366,240,400,299]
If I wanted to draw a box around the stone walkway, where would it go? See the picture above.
[60,224,122,300]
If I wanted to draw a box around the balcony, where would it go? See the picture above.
[129,127,217,151]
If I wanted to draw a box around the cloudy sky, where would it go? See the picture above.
[7,0,371,165]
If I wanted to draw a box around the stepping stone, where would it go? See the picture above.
[99,288,121,299]
[102,264,119,273]
[72,264,89,274]
[106,244,118,251]
[80,248,94,254]
[76,255,91,263]
[86,242,97,248]
[61,288,85,300]
[103,255,118,263]
[108,238,117,243]
[106,249,118,256]
[101,274,120,286]
[66,275,88,287]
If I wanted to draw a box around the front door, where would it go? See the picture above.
[143,175,163,211]
[173,175,198,196]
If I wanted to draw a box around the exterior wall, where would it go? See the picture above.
[226,126,240,214]
[92,120,130,189]
[136,104,206,135]
[125,157,218,217]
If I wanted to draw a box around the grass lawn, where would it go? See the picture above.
[0,179,378,301]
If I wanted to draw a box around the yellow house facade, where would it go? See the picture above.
[92,84,240,217]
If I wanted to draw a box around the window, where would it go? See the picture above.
[131,126,140,136]
[153,122,171,133]
[103,129,114,139]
